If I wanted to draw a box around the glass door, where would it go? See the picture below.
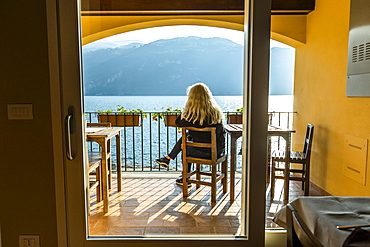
[53,0,272,245]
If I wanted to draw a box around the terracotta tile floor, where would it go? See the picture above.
[265,179,327,228]
[88,172,325,236]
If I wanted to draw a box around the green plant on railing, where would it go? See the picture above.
[98,105,147,117]
[117,105,147,118]
[152,107,182,121]
[97,106,147,127]
[97,109,114,114]
[224,107,243,118]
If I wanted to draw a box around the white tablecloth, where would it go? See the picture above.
[274,196,370,247]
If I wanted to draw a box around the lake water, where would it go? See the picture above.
[84,95,293,171]
[84,95,293,113]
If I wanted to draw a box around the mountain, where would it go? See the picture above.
[82,40,144,53]
[82,36,293,96]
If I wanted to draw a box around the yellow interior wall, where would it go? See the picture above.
[270,15,307,47]
[0,0,59,246]
[294,0,370,196]
[81,15,245,45]
[81,15,307,46]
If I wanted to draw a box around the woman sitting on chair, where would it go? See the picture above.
[156,82,226,186]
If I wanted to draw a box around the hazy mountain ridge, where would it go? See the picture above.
[82,36,293,96]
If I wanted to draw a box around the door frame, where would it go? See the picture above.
[49,0,272,245]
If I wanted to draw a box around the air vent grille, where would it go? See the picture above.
[366,42,370,60]
[352,46,358,63]
[359,44,365,61]
[352,42,370,63]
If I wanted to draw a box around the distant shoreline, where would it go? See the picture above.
[84,94,292,96]
[84,95,293,113]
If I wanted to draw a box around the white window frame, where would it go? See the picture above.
[48,0,274,245]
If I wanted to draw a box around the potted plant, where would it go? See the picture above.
[152,107,182,127]
[97,109,115,125]
[98,105,146,127]
[227,107,243,124]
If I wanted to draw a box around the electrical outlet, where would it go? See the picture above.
[19,235,40,247]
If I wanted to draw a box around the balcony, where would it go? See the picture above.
[85,111,327,235]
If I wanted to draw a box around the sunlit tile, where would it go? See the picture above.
[129,219,163,227]
[88,173,321,236]
[214,227,240,235]
[108,227,145,235]
[145,227,180,235]
[180,226,215,234]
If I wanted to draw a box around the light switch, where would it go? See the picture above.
[7,104,33,120]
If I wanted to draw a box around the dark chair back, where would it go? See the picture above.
[303,123,314,160]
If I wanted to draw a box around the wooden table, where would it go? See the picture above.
[224,124,295,203]
[86,126,123,213]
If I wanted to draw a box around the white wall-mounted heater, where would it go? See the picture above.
[347,0,370,97]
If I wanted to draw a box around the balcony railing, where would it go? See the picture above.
[85,111,296,172]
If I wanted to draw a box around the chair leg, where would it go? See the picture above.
[222,160,228,193]
[211,165,217,205]
[301,163,305,190]
[284,162,290,203]
[196,163,201,189]
[271,160,276,200]
[304,162,310,196]
[182,163,189,198]
[87,190,91,216]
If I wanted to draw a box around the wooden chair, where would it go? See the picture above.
[271,123,314,199]
[84,139,102,214]
[87,155,102,203]
[181,127,228,205]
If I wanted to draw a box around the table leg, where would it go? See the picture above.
[116,132,122,192]
[230,135,238,202]
[107,139,112,189]
[100,140,109,213]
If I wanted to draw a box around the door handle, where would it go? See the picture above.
[65,106,75,160]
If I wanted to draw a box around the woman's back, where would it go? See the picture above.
[175,116,225,157]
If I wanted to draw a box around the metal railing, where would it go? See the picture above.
[85,111,296,172]
[268,111,295,129]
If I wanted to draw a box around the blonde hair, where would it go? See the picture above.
[181,83,223,125]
